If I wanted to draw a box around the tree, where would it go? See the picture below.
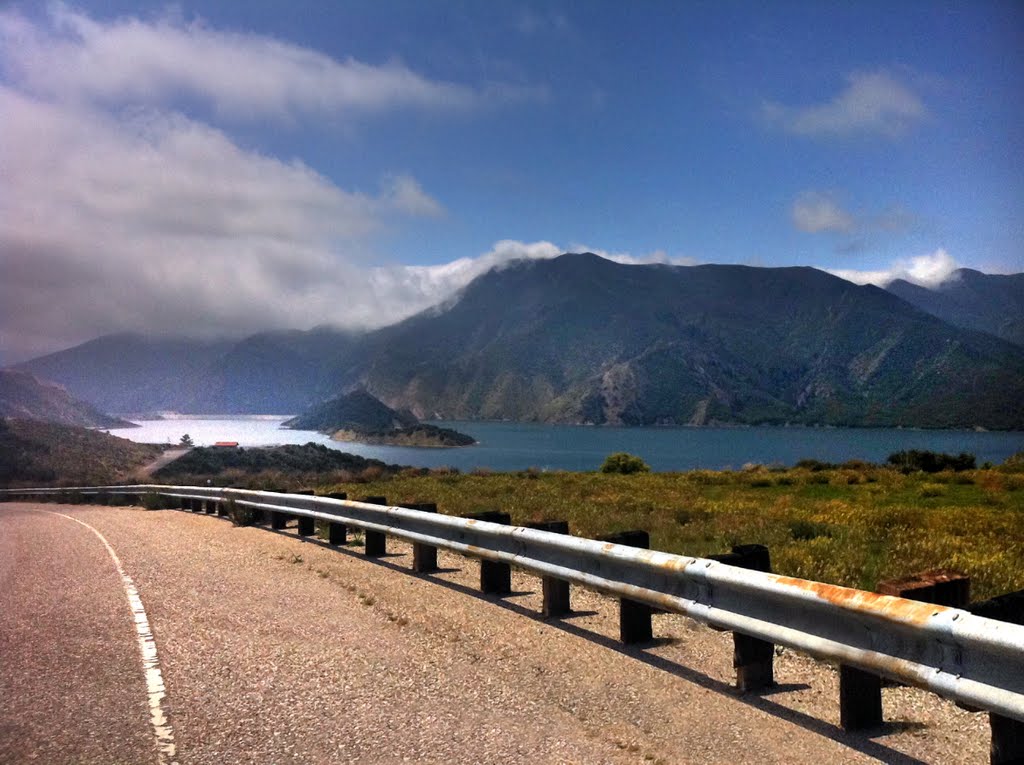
[600,452,650,475]
[179,433,194,448]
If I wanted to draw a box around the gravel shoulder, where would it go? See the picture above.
[1,502,989,764]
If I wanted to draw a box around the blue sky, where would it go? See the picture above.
[1,1,1022,361]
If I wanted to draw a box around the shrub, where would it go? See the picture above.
[1002,452,1024,473]
[600,452,650,475]
[887,450,975,473]
[140,492,170,510]
[226,496,258,526]
[795,459,835,472]
[789,519,834,541]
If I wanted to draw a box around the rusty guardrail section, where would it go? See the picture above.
[5,483,1024,723]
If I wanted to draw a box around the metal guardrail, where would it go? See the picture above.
[4,483,1024,725]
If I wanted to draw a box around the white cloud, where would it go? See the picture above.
[791,192,855,233]
[827,249,960,288]
[567,245,697,267]
[379,175,447,218]
[763,70,926,138]
[0,6,654,363]
[0,4,536,121]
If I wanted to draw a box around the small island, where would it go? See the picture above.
[283,389,476,448]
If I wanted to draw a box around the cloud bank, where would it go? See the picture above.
[763,70,926,138]
[827,249,960,288]
[0,6,552,363]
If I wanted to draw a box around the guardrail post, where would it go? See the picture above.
[710,544,775,691]
[295,490,315,536]
[839,664,883,731]
[968,588,1024,764]
[839,568,971,730]
[600,530,653,644]
[464,512,512,595]
[526,520,571,617]
[990,713,1024,764]
[404,503,439,572]
[360,496,388,556]
[270,510,288,530]
[326,493,348,545]
[204,499,216,514]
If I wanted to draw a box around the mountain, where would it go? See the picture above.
[0,369,133,428]
[14,254,1024,429]
[886,269,1024,346]
[17,328,359,414]
[283,389,417,432]
[343,254,1024,429]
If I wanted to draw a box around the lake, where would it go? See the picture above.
[105,417,1024,473]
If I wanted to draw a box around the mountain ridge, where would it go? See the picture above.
[13,254,1024,429]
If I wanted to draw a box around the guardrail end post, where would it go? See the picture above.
[839,665,883,731]
[361,497,388,556]
[405,503,439,572]
[990,713,1024,765]
[601,530,653,643]
[526,520,571,617]
[464,511,512,594]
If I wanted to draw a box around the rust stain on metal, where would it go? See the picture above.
[772,575,952,626]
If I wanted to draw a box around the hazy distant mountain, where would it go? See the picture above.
[15,255,1024,429]
[346,254,1024,429]
[17,328,359,414]
[886,269,1024,346]
[0,369,132,428]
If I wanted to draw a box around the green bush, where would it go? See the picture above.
[887,450,976,473]
[140,492,175,510]
[599,452,651,475]
[225,497,258,526]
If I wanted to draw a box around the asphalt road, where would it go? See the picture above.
[0,502,988,764]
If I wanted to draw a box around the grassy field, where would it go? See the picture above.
[314,462,1024,600]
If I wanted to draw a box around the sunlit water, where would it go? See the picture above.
[104,417,1024,473]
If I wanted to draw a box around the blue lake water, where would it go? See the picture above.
[105,417,1024,472]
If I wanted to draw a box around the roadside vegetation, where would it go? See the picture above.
[311,452,1024,601]
[6,431,1022,601]
[0,419,163,486]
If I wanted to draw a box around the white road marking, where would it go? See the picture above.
[36,509,177,765]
